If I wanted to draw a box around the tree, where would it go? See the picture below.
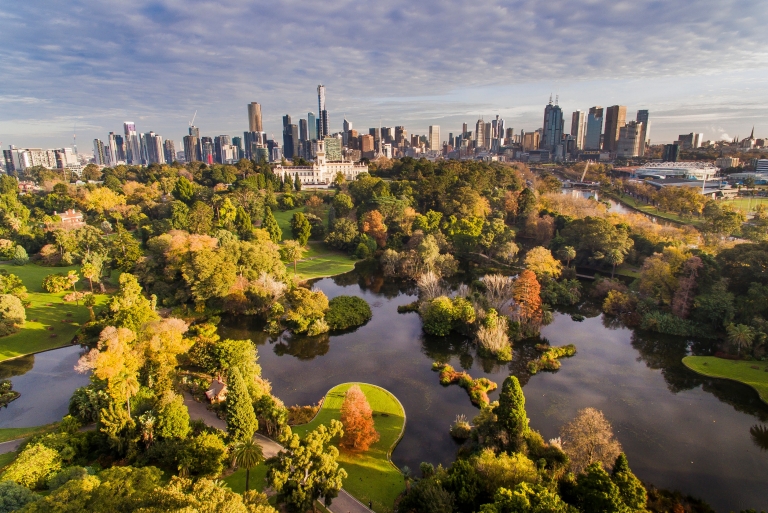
[560,407,622,474]
[294,173,302,191]
[0,480,39,512]
[156,391,190,440]
[80,262,99,292]
[280,240,306,275]
[290,212,312,245]
[332,193,354,218]
[285,287,329,334]
[524,246,562,279]
[483,483,573,513]
[361,209,388,248]
[569,462,626,513]
[512,270,542,328]
[108,273,159,332]
[12,246,28,266]
[494,375,529,451]
[1,443,61,489]
[604,249,624,279]
[173,176,196,203]
[325,218,359,251]
[727,323,755,356]
[187,201,214,234]
[235,439,265,492]
[83,293,97,321]
[398,477,454,513]
[558,246,576,267]
[671,256,703,319]
[0,294,25,336]
[262,207,282,243]
[325,296,372,331]
[339,385,379,451]
[611,453,647,511]
[267,420,348,513]
[110,224,143,272]
[226,367,258,445]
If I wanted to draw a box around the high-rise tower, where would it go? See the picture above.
[636,110,650,157]
[585,107,603,150]
[571,111,586,150]
[541,96,564,150]
[603,105,627,153]
[248,102,263,132]
[123,122,141,165]
[317,85,329,138]
[428,126,441,152]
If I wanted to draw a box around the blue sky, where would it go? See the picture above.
[1,0,767,150]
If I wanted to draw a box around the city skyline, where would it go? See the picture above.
[1,1,767,148]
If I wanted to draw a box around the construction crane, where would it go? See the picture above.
[189,110,197,128]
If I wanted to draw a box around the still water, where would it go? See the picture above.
[0,345,89,428]
[221,271,768,512]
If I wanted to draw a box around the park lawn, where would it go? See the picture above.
[683,356,768,404]
[0,451,16,470]
[223,462,269,494]
[607,193,704,228]
[0,263,110,362]
[273,204,331,242]
[721,196,768,214]
[289,242,358,281]
[0,423,57,443]
[292,383,406,513]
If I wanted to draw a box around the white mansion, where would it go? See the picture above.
[273,140,368,187]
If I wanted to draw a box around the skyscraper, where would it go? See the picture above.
[585,107,604,150]
[93,139,107,165]
[428,125,440,151]
[183,135,199,163]
[571,111,586,150]
[123,122,141,165]
[636,110,650,157]
[248,102,263,132]
[164,140,176,164]
[542,96,564,150]
[317,85,329,138]
[283,124,298,159]
[475,119,485,148]
[603,105,627,153]
[308,112,317,141]
[299,119,308,142]
[107,132,119,164]
[189,125,200,138]
[616,122,643,158]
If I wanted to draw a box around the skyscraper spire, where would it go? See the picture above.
[548,94,553,105]
[555,94,559,106]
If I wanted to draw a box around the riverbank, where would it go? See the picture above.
[0,263,109,362]
[293,242,359,281]
[682,356,768,404]
[603,191,704,228]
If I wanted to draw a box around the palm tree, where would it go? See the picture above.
[604,249,624,279]
[558,246,576,268]
[727,324,754,356]
[234,439,264,492]
[113,370,140,418]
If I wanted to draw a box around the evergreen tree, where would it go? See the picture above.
[262,207,282,243]
[294,173,302,191]
[494,375,528,451]
[570,463,625,513]
[290,212,312,245]
[234,206,252,238]
[225,367,258,445]
[12,246,28,266]
[611,453,648,511]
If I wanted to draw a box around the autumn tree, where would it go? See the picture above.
[361,209,387,248]
[267,420,348,513]
[524,246,562,279]
[512,270,542,328]
[560,407,622,474]
[339,385,379,451]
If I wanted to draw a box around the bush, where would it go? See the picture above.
[527,344,577,374]
[450,414,472,440]
[0,294,25,336]
[47,466,89,490]
[1,443,61,489]
[12,246,28,266]
[0,480,39,512]
[325,296,372,331]
[422,296,476,337]
[432,363,498,407]
[42,273,71,293]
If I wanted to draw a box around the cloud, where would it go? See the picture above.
[1,0,767,148]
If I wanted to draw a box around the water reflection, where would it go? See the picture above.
[274,333,330,360]
[0,355,34,380]
[750,425,768,451]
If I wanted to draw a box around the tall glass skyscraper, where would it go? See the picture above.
[308,112,317,141]
[585,107,604,150]
[542,98,564,150]
[636,110,650,157]
[317,85,329,138]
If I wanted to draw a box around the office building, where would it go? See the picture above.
[662,143,680,163]
[475,119,485,148]
[183,135,199,163]
[361,134,375,156]
[369,128,381,154]
[636,110,650,157]
[603,105,627,153]
[144,132,165,165]
[248,102,263,132]
[616,121,643,158]
[317,85,329,138]
[542,97,564,150]
[715,156,739,169]
[107,132,120,164]
[522,131,540,151]
[189,125,200,138]
[244,131,265,159]
[571,111,586,150]
[164,140,176,164]
[201,137,214,164]
[308,112,317,141]
[283,124,298,160]
[428,125,441,151]
[93,139,108,165]
[677,133,703,150]
[123,122,141,165]
[585,107,603,150]
[299,119,309,142]
[113,134,125,162]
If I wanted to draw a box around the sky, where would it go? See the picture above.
[1,0,767,151]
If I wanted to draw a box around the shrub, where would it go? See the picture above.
[287,403,321,425]
[640,311,704,337]
[450,414,472,440]
[0,480,39,512]
[47,466,89,490]
[602,291,637,316]
[527,344,577,374]
[476,309,512,361]
[12,246,28,266]
[421,296,476,336]
[432,363,497,407]
[0,294,25,336]
[591,277,628,299]
[1,443,61,489]
[325,296,372,331]
[42,273,71,293]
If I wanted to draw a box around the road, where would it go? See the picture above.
[182,392,374,513]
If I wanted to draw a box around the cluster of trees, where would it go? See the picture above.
[0,271,28,336]
[399,376,647,513]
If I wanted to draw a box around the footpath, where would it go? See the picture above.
[182,392,374,513]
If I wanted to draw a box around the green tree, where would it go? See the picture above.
[156,391,190,440]
[332,193,354,218]
[398,477,454,513]
[495,376,529,451]
[234,439,264,492]
[444,459,481,512]
[290,212,312,245]
[110,224,143,272]
[0,294,25,336]
[12,246,28,266]
[1,443,61,489]
[281,240,306,275]
[234,205,253,238]
[294,173,302,191]
[604,249,624,279]
[170,200,190,230]
[558,246,576,267]
[108,273,159,332]
[727,323,755,356]
[324,218,359,251]
[0,480,39,512]
[267,420,348,513]
[173,176,196,203]
[187,201,214,234]
[570,463,626,513]
[482,483,574,513]
[263,207,282,243]
[611,453,647,511]
[226,367,258,445]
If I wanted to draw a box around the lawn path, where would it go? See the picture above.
[182,391,374,513]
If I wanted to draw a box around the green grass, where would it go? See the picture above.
[223,461,270,494]
[290,242,358,281]
[0,263,110,362]
[0,424,57,443]
[683,356,768,404]
[606,193,705,228]
[293,383,406,513]
[721,196,768,214]
[273,206,330,242]
[0,451,17,470]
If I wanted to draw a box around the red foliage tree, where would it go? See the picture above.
[361,210,388,248]
[671,256,703,319]
[512,270,542,326]
[339,385,380,451]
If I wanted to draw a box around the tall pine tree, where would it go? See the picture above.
[495,375,528,451]
[226,367,258,444]
[262,206,282,243]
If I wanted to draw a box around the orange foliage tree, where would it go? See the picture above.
[512,270,542,326]
[361,210,388,248]
[339,385,380,451]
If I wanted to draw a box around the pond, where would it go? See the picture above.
[221,270,768,513]
[0,345,90,428]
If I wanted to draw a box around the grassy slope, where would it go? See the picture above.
[0,451,16,470]
[0,424,57,443]
[0,263,109,361]
[683,356,768,404]
[225,383,406,513]
[606,192,705,228]
[293,383,406,513]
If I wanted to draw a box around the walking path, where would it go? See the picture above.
[182,392,374,513]
[0,438,23,455]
